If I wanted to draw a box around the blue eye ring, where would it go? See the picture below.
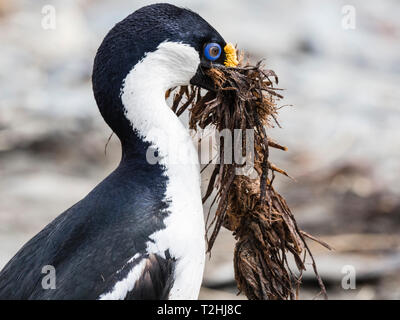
[204,43,222,61]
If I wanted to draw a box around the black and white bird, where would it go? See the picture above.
[0,3,234,300]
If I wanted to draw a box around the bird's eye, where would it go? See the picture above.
[204,43,221,61]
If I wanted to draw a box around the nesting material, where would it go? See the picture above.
[169,57,330,300]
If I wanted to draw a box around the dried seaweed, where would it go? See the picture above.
[171,58,329,300]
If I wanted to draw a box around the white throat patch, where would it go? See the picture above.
[115,41,205,300]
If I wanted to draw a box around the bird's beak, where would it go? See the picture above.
[190,62,217,92]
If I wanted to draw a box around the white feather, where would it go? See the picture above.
[99,259,147,300]
[100,42,205,300]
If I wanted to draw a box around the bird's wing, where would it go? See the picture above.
[0,165,175,300]
[99,251,176,300]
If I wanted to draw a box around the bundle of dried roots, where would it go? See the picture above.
[169,58,330,300]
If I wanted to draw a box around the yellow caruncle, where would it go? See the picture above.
[224,43,239,67]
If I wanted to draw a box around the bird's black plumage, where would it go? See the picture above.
[125,252,176,300]
[0,157,172,299]
[0,3,227,300]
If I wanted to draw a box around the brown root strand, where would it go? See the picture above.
[172,58,328,300]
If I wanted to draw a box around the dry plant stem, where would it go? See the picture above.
[172,61,328,300]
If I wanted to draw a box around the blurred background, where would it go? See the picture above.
[0,0,399,299]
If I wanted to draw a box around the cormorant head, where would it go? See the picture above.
[92,3,236,142]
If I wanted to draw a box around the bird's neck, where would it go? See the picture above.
[118,76,205,301]
[118,42,201,170]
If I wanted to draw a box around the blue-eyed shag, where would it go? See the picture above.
[0,3,232,300]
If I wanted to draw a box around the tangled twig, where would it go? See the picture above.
[171,58,330,300]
